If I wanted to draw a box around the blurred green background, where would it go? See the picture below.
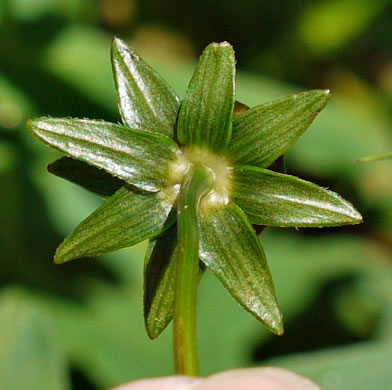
[1,0,392,389]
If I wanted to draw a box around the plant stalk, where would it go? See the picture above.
[174,164,213,376]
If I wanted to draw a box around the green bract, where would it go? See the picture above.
[27,38,362,339]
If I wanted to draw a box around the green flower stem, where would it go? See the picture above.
[174,164,213,376]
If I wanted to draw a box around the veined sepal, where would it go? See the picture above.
[111,37,180,138]
[228,90,331,168]
[54,184,178,264]
[177,42,235,152]
[198,202,284,335]
[27,117,179,192]
[232,165,362,227]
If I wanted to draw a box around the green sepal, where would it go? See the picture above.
[144,226,178,339]
[111,38,180,139]
[144,225,206,340]
[233,165,363,227]
[48,157,124,198]
[177,42,235,152]
[228,90,331,167]
[198,202,283,335]
[27,118,179,192]
[55,185,178,264]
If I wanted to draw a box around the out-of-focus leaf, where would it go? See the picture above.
[9,0,92,21]
[334,279,384,338]
[177,42,235,152]
[298,0,386,56]
[111,37,180,138]
[228,90,330,168]
[0,289,70,390]
[27,118,179,192]
[55,185,177,263]
[269,340,392,390]
[9,0,56,21]
[48,157,124,198]
[48,248,174,388]
[43,26,116,112]
[198,203,283,335]
[261,230,392,322]
[378,303,392,341]
[0,143,17,174]
[233,165,362,227]
[0,74,33,130]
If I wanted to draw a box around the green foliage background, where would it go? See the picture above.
[1,0,391,389]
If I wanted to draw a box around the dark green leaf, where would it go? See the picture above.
[55,185,178,264]
[111,38,180,138]
[233,166,362,227]
[228,90,331,167]
[177,42,235,152]
[144,226,178,339]
[48,157,124,198]
[27,118,179,192]
[198,203,283,334]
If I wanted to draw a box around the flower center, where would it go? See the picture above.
[167,146,233,208]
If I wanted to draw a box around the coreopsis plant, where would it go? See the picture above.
[27,38,362,376]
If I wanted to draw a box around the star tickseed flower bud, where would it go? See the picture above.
[27,37,362,377]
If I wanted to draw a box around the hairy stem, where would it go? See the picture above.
[174,164,213,376]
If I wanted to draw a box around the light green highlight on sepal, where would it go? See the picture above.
[111,37,180,139]
[27,117,179,192]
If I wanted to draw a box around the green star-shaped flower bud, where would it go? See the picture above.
[27,38,362,376]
